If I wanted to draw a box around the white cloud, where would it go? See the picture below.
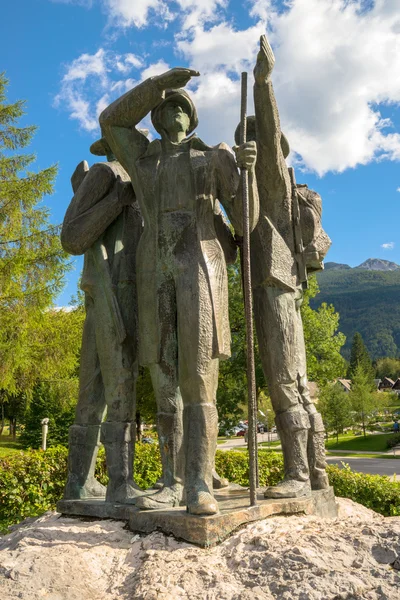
[176,0,400,173]
[397,187,400,192]
[175,0,227,28]
[140,59,170,80]
[101,0,172,28]
[115,53,144,73]
[62,49,107,83]
[55,48,145,131]
[381,242,395,250]
[55,0,400,175]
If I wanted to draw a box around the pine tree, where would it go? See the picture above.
[348,332,374,381]
[0,73,71,396]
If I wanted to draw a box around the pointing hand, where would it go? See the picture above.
[154,68,200,91]
[254,34,275,85]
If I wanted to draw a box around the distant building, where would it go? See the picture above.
[378,377,395,392]
[336,378,351,393]
[392,378,400,395]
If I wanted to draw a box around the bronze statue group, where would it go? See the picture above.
[62,35,331,517]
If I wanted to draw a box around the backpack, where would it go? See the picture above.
[297,183,332,274]
[289,167,331,284]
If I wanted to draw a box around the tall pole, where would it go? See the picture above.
[239,71,258,506]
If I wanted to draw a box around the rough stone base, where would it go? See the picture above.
[57,486,337,547]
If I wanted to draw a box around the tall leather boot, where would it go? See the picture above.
[185,403,218,515]
[264,410,311,499]
[307,412,329,490]
[64,425,106,500]
[101,421,145,504]
[136,412,184,509]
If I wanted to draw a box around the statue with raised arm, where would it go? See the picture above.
[240,35,331,499]
[61,135,144,504]
[99,68,258,515]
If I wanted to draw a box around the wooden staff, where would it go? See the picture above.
[239,71,258,506]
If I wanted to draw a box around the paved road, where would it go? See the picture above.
[219,433,279,449]
[326,456,400,479]
[219,438,400,478]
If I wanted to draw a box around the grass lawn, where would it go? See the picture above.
[325,433,396,453]
[259,440,281,448]
[0,435,23,457]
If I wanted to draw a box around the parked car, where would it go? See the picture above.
[141,437,154,444]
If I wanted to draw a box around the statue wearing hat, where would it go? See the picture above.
[99,68,259,515]
[243,35,331,499]
[61,134,144,504]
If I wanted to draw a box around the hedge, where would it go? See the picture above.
[1,446,399,532]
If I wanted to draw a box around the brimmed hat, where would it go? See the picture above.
[90,129,150,156]
[151,89,198,136]
[234,116,290,159]
[90,137,111,156]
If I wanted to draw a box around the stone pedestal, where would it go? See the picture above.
[57,486,337,547]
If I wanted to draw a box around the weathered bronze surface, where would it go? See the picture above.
[57,487,337,547]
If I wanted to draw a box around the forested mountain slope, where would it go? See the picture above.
[313,262,400,360]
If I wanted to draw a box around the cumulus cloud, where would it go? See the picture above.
[54,49,146,131]
[101,0,173,28]
[178,0,400,173]
[397,187,400,192]
[55,0,400,175]
[262,0,400,174]
[381,242,395,249]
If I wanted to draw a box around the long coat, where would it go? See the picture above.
[100,78,258,366]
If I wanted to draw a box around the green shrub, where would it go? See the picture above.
[327,463,400,516]
[0,446,68,532]
[1,447,400,533]
[215,449,284,487]
[386,433,400,449]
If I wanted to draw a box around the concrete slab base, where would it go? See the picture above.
[57,486,337,547]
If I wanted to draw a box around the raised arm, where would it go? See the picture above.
[253,35,289,200]
[99,69,200,174]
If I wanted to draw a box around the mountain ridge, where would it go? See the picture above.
[325,258,400,272]
[313,259,400,359]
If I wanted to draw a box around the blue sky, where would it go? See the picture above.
[1,0,400,305]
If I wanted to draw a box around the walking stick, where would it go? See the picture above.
[239,71,258,506]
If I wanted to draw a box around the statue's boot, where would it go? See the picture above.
[264,411,311,499]
[101,421,145,504]
[151,478,164,490]
[307,412,329,490]
[64,424,106,499]
[185,404,219,516]
[136,412,184,509]
[152,472,229,490]
[212,470,229,489]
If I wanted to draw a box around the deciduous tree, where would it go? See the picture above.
[318,384,353,443]
[349,364,380,437]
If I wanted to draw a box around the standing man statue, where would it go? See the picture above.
[61,135,144,504]
[241,35,331,499]
[99,68,258,515]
